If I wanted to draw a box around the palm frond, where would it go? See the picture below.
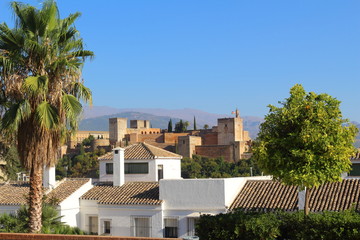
[1,100,31,131]
[23,75,48,96]
[35,101,59,129]
[70,82,92,104]
[62,93,82,118]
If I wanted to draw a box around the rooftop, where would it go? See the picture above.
[81,182,161,205]
[99,142,182,161]
[230,179,360,211]
[0,178,90,206]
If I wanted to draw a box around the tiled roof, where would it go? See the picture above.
[46,178,90,203]
[0,178,90,206]
[230,179,360,212]
[230,180,298,211]
[351,149,360,160]
[99,142,182,161]
[0,182,29,205]
[81,182,161,205]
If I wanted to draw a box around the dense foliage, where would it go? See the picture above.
[56,146,105,179]
[197,210,360,240]
[254,84,358,214]
[0,204,86,234]
[181,155,260,178]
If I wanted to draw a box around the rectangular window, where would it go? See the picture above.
[164,218,178,238]
[158,164,164,181]
[106,163,113,174]
[187,217,199,236]
[88,216,98,234]
[131,216,151,237]
[103,220,111,235]
[125,163,148,174]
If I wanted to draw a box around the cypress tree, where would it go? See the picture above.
[194,116,197,130]
[168,119,173,132]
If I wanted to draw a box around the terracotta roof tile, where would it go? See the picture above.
[81,182,161,205]
[230,180,298,211]
[46,178,90,203]
[0,182,29,205]
[230,179,360,212]
[99,143,182,161]
[0,178,90,206]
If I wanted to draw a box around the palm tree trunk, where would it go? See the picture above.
[28,164,43,233]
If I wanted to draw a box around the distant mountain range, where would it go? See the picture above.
[80,106,263,139]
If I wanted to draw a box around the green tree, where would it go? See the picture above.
[168,119,173,132]
[193,116,197,130]
[254,84,358,215]
[0,1,93,232]
[204,124,209,130]
[3,146,23,181]
[175,120,187,133]
[82,135,95,147]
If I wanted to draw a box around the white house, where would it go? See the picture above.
[0,167,92,227]
[98,143,182,183]
[79,144,271,238]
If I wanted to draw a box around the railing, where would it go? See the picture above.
[0,233,181,240]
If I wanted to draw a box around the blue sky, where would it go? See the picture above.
[1,0,359,121]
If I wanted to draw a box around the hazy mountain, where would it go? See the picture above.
[80,106,263,139]
[79,112,182,131]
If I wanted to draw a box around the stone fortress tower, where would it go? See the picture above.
[178,109,251,162]
[105,108,251,162]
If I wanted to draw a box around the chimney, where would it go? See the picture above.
[113,147,125,186]
[43,165,56,189]
[298,187,306,210]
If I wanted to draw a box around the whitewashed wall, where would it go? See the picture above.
[98,204,163,237]
[80,199,99,233]
[99,158,182,183]
[58,179,93,227]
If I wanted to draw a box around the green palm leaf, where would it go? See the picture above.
[71,82,92,104]
[35,101,59,129]
[23,76,48,96]
[1,100,31,131]
[62,93,82,118]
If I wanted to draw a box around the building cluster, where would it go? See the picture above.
[67,113,252,162]
[0,144,360,238]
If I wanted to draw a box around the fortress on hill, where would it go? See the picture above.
[69,111,252,162]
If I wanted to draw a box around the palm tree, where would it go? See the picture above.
[0,1,93,232]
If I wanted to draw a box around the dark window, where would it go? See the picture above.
[350,164,360,176]
[125,163,149,174]
[106,163,113,174]
[104,220,111,234]
[158,165,163,181]
[115,150,119,154]
[164,218,178,238]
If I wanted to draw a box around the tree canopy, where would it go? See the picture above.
[254,84,358,214]
[254,84,357,189]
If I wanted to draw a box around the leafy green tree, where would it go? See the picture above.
[168,119,173,132]
[174,120,189,133]
[254,84,358,215]
[193,116,197,130]
[204,124,209,130]
[82,135,95,147]
[0,1,93,232]
[181,155,259,178]
[3,146,23,180]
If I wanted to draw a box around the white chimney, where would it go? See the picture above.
[43,165,56,189]
[113,147,125,186]
[298,187,306,210]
